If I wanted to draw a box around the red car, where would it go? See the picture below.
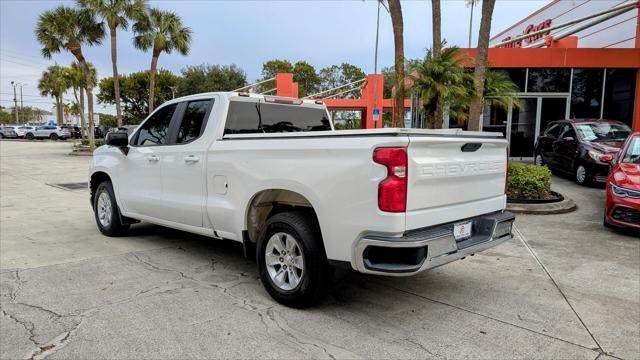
[605,132,640,231]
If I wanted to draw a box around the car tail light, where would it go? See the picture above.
[373,147,407,212]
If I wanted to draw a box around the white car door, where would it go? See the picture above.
[118,103,179,219]
[157,98,215,228]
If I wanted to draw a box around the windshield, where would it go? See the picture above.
[575,123,631,142]
[622,136,640,164]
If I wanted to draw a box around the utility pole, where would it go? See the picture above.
[10,81,19,124]
[19,84,26,124]
[372,1,384,128]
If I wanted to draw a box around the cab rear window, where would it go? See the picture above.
[224,101,331,134]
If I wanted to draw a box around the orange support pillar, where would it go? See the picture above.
[359,74,385,128]
[275,73,299,98]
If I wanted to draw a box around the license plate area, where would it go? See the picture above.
[453,221,472,240]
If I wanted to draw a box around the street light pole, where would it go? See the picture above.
[372,1,382,128]
[19,84,26,124]
[10,81,19,124]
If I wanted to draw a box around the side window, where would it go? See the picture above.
[176,99,213,144]
[545,124,562,138]
[224,101,260,134]
[135,104,177,146]
[559,125,576,140]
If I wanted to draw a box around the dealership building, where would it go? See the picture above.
[468,0,640,158]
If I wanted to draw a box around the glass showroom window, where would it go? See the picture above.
[493,68,527,92]
[571,69,604,119]
[527,68,571,93]
[603,69,636,127]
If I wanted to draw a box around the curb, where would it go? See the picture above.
[507,196,577,215]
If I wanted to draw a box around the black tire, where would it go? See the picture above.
[534,153,545,166]
[50,133,59,141]
[25,133,34,140]
[575,164,590,186]
[0,133,4,139]
[93,180,129,236]
[257,211,334,308]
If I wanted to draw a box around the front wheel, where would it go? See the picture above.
[93,180,129,236]
[50,133,59,141]
[257,211,333,308]
[25,133,34,140]
[534,153,545,166]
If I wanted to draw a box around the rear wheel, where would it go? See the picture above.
[257,211,333,308]
[575,165,589,185]
[0,133,4,139]
[93,180,129,236]
[25,133,34,140]
[50,133,59,141]
[534,153,545,166]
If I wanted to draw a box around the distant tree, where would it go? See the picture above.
[318,63,366,99]
[409,47,474,129]
[0,107,12,124]
[38,64,69,125]
[36,5,104,149]
[292,61,320,97]
[258,59,294,93]
[178,64,247,96]
[98,69,179,123]
[96,112,118,127]
[78,0,148,127]
[64,61,97,138]
[133,8,192,113]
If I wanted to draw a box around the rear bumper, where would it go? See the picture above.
[354,211,515,276]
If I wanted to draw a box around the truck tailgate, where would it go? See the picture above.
[406,135,507,228]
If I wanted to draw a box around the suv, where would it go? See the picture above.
[61,125,82,139]
[25,125,71,140]
[535,119,631,185]
[0,126,18,139]
[15,125,36,138]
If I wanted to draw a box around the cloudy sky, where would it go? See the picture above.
[0,0,549,113]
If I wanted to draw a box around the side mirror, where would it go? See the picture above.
[105,131,129,155]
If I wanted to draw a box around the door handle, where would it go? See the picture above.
[147,155,159,162]
[184,155,200,164]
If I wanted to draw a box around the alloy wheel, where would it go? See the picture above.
[265,232,305,291]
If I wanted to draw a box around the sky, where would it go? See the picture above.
[0,0,549,114]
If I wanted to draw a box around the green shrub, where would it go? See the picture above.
[80,139,105,147]
[507,162,552,200]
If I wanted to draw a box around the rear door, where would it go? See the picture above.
[538,123,563,168]
[553,124,579,170]
[406,135,507,224]
[158,98,215,228]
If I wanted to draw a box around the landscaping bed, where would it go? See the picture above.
[506,162,576,214]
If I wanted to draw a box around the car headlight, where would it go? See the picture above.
[610,183,640,198]
[588,150,614,164]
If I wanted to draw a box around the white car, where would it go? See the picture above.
[0,126,18,139]
[15,125,36,138]
[90,92,514,307]
[25,125,70,140]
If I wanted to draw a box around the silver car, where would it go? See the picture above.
[25,126,70,140]
[0,126,18,139]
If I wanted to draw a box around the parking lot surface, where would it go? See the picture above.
[1,140,638,359]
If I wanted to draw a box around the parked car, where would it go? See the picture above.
[534,119,631,185]
[61,125,82,139]
[15,126,36,138]
[605,132,640,230]
[90,92,515,307]
[25,125,71,140]
[0,126,18,139]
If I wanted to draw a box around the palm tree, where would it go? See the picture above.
[36,6,104,149]
[78,0,147,127]
[431,0,442,54]
[386,0,405,126]
[64,62,97,139]
[484,69,521,112]
[409,47,474,129]
[38,64,69,125]
[133,8,191,113]
[468,0,497,131]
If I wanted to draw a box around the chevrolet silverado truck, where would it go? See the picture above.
[89,92,515,307]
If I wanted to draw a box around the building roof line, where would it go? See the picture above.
[491,0,562,41]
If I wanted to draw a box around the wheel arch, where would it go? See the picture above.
[89,171,112,205]
[244,188,321,246]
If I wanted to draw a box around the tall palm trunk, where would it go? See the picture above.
[73,86,87,140]
[431,0,443,129]
[387,0,405,127]
[148,48,160,114]
[69,40,96,148]
[468,0,496,131]
[110,26,123,127]
[79,87,86,139]
[56,95,63,125]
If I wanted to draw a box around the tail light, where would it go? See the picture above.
[373,147,407,212]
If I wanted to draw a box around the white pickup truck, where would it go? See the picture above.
[90,92,514,307]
